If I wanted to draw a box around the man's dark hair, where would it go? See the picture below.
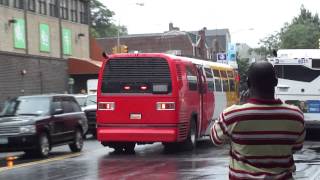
[247,61,278,93]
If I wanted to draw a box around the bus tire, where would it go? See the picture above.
[183,119,197,150]
[163,142,179,152]
[124,143,136,153]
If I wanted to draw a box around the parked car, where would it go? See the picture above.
[74,94,88,108]
[82,94,97,138]
[0,94,88,157]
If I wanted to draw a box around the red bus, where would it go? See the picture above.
[97,53,238,152]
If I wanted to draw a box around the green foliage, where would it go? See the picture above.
[248,46,268,59]
[237,58,250,92]
[90,0,128,38]
[280,23,320,48]
[280,5,320,49]
[259,33,280,53]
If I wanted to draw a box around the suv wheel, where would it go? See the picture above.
[69,128,84,152]
[36,133,50,157]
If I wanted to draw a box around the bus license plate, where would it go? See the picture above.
[130,113,141,120]
[0,137,8,144]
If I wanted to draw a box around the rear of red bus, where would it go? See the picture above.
[97,53,188,151]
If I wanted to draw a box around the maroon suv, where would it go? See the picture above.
[0,94,88,157]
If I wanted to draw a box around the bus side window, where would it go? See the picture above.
[223,80,230,92]
[227,71,234,78]
[229,79,235,92]
[213,69,222,92]
[186,66,198,91]
[204,67,214,92]
[215,79,222,91]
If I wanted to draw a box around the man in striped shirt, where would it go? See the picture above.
[211,62,305,180]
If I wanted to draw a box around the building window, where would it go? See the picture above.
[70,0,77,22]
[0,0,9,6]
[60,0,68,20]
[49,0,58,17]
[38,0,47,15]
[80,1,88,24]
[28,0,36,12]
[14,0,24,9]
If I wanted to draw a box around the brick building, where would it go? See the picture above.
[0,0,90,107]
[97,24,210,60]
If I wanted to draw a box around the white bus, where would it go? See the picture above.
[268,57,320,133]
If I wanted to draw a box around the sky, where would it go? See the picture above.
[100,0,320,48]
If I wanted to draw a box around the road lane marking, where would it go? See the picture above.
[0,152,81,173]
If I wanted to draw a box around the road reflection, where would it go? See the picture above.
[97,140,229,180]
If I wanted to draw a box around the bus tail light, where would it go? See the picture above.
[156,102,175,110]
[140,85,148,90]
[98,102,115,110]
[123,85,131,90]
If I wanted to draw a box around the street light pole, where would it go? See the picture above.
[116,2,144,53]
[117,21,120,51]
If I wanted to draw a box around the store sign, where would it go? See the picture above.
[39,23,50,52]
[217,53,227,64]
[227,43,237,61]
[13,18,26,49]
[62,28,72,55]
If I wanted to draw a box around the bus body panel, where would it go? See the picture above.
[97,53,238,145]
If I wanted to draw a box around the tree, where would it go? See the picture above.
[280,5,320,49]
[237,57,250,92]
[259,32,280,54]
[90,0,128,38]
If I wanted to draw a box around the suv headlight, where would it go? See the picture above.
[19,125,36,134]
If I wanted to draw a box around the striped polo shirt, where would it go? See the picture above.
[210,98,305,180]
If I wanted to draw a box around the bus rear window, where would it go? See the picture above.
[101,58,172,94]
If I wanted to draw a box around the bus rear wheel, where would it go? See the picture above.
[182,119,197,150]
[111,142,135,153]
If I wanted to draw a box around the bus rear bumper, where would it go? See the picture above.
[97,127,177,142]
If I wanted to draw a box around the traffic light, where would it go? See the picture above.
[112,46,118,54]
[120,45,128,53]
[123,45,128,53]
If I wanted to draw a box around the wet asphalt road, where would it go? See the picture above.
[0,138,320,180]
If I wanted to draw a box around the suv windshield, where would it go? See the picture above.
[86,95,97,106]
[0,97,50,117]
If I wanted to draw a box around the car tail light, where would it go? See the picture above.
[98,102,115,110]
[156,102,175,110]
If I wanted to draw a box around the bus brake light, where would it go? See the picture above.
[156,102,175,110]
[123,85,131,90]
[140,85,148,90]
[98,102,115,110]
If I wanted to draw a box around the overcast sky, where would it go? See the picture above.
[100,0,320,47]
